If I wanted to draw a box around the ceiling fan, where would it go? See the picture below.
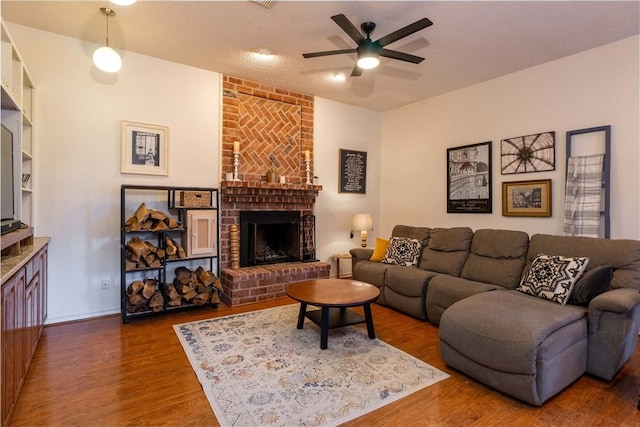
[302,14,433,77]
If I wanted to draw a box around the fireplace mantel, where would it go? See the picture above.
[220,181,322,194]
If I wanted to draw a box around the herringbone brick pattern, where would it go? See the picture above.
[238,94,301,177]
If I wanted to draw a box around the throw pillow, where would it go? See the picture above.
[369,238,390,262]
[382,237,422,267]
[567,266,614,306]
[517,254,589,305]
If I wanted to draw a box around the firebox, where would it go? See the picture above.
[239,211,301,267]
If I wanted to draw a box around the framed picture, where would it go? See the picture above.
[500,131,555,175]
[447,141,492,213]
[121,121,169,175]
[339,149,367,194]
[502,179,552,217]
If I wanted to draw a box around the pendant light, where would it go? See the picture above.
[93,7,122,73]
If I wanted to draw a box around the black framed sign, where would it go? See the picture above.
[446,141,492,213]
[339,149,367,194]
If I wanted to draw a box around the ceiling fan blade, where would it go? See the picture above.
[331,14,365,45]
[376,17,433,47]
[302,48,357,58]
[380,48,425,64]
[351,64,363,77]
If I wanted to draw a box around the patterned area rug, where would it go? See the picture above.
[174,304,449,426]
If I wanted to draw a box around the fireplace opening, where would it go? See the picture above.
[240,211,301,267]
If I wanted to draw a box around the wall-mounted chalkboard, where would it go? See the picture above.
[339,149,367,194]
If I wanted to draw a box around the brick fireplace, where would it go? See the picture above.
[218,76,330,306]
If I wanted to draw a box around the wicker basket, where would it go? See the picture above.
[180,191,212,207]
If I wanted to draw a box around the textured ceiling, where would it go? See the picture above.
[2,1,639,112]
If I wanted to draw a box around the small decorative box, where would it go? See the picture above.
[180,191,212,207]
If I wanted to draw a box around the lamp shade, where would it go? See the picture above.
[352,214,373,231]
[356,42,380,70]
[93,46,122,73]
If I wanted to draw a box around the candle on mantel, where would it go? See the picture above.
[304,150,311,161]
[233,140,240,153]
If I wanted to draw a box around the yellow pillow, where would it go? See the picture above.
[369,238,389,262]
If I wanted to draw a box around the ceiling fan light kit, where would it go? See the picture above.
[93,7,122,73]
[303,14,433,77]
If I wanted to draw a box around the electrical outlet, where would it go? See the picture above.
[101,280,111,290]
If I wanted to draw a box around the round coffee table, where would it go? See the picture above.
[286,278,380,349]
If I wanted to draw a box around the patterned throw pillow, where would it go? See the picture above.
[517,254,589,305]
[382,237,422,267]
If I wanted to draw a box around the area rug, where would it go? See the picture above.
[173,304,449,427]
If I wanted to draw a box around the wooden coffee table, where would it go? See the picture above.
[286,278,380,349]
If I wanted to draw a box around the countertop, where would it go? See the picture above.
[1,237,50,283]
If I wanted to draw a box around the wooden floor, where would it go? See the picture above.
[8,297,640,426]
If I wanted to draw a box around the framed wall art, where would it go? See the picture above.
[500,131,555,175]
[339,149,367,194]
[502,179,552,217]
[121,121,169,176]
[447,141,492,213]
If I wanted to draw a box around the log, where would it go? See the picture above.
[149,210,167,221]
[149,291,164,312]
[125,259,137,271]
[127,280,144,297]
[165,238,177,256]
[193,292,211,305]
[128,293,145,306]
[142,279,156,299]
[165,217,180,229]
[151,220,168,232]
[127,238,151,258]
[211,289,221,305]
[133,203,150,223]
[195,266,216,287]
[182,289,197,301]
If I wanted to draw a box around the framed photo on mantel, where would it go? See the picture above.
[446,141,492,213]
[339,149,367,194]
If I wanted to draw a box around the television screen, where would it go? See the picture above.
[1,124,20,234]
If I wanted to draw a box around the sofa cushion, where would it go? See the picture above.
[391,225,431,246]
[425,275,503,325]
[353,260,387,289]
[567,266,614,306]
[369,238,389,262]
[517,254,589,305]
[527,234,640,291]
[460,229,529,289]
[384,265,434,298]
[419,227,473,276]
[382,237,422,267]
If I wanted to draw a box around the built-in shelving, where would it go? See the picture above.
[1,20,35,231]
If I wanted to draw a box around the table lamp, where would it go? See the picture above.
[352,214,373,247]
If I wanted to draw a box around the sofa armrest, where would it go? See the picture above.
[350,248,374,270]
[587,288,640,380]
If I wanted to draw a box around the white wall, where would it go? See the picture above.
[8,24,222,323]
[381,36,640,240]
[313,98,382,277]
[7,24,382,322]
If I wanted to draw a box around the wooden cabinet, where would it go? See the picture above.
[186,210,217,257]
[120,186,220,323]
[1,239,49,425]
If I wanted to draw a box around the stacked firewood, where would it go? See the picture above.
[126,278,164,313]
[166,266,222,307]
[124,202,181,232]
[124,236,186,270]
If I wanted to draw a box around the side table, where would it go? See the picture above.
[332,253,352,278]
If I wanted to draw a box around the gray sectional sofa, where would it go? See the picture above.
[350,225,640,405]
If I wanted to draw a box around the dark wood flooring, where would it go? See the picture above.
[8,297,640,426]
